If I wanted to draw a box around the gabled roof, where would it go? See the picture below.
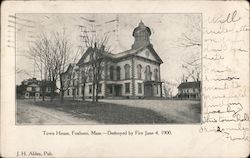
[27,83,39,87]
[145,44,163,63]
[111,47,144,58]
[62,63,75,75]
[77,47,111,66]
[76,44,163,66]
[76,47,93,66]
[178,81,200,89]
[77,44,163,65]
[112,44,163,63]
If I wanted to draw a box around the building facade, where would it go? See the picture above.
[63,21,163,99]
[177,81,201,100]
[17,78,53,99]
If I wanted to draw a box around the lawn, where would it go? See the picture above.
[100,99,201,123]
[33,100,171,124]
[17,99,201,124]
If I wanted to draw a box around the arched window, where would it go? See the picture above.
[116,66,121,80]
[88,68,93,81]
[137,64,142,79]
[110,66,114,80]
[124,64,130,79]
[145,65,151,80]
[154,68,159,81]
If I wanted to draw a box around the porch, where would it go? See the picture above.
[143,81,162,98]
[106,84,123,97]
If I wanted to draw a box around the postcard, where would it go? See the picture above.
[1,0,249,157]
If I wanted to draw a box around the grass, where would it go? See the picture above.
[33,100,172,124]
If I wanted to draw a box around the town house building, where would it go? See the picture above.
[64,21,163,99]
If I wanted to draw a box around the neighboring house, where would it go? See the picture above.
[16,78,54,99]
[64,21,163,99]
[177,81,201,100]
[19,78,41,99]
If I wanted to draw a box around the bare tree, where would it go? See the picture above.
[89,43,106,102]
[28,33,52,101]
[182,55,201,82]
[162,80,178,99]
[79,25,111,102]
[176,15,202,83]
[51,31,71,103]
[27,29,75,103]
[79,65,91,101]
[177,15,201,48]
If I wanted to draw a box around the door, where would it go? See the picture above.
[144,84,152,97]
[115,85,121,96]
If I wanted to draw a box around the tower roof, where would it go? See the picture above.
[132,20,151,36]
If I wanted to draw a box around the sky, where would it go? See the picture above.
[15,13,201,93]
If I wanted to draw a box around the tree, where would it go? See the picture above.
[79,65,91,101]
[79,25,111,102]
[176,15,202,82]
[51,30,73,103]
[91,44,106,102]
[27,29,75,103]
[28,33,52,101]
[182,55,201,82]
[162,80,174,99]
[177,15,201,48]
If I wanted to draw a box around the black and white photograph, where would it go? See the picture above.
[15,13,202,124]
[2,1,249,157]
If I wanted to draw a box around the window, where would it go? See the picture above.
[27,87,32,91]
[89,85,92,94]
[137,64,142,79]
[98,84,102,93]
[89,68,93,81]
[138,83,142,94]
[124,64,130,79]
[97,69,103,80]
[116,66,121,80]
[77,86,79,95]
[32,87,36,92]
[110,66,114,80]
[145,65,151,80]
[67,89,70,96]
[81,70,87,81]
[36,87,40,91]
[109,86,113,94]
[81,86,84,95]
[154,69,159,81]
[73,72,75,78]
[47,87,51,92]
[125,83,130,93]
